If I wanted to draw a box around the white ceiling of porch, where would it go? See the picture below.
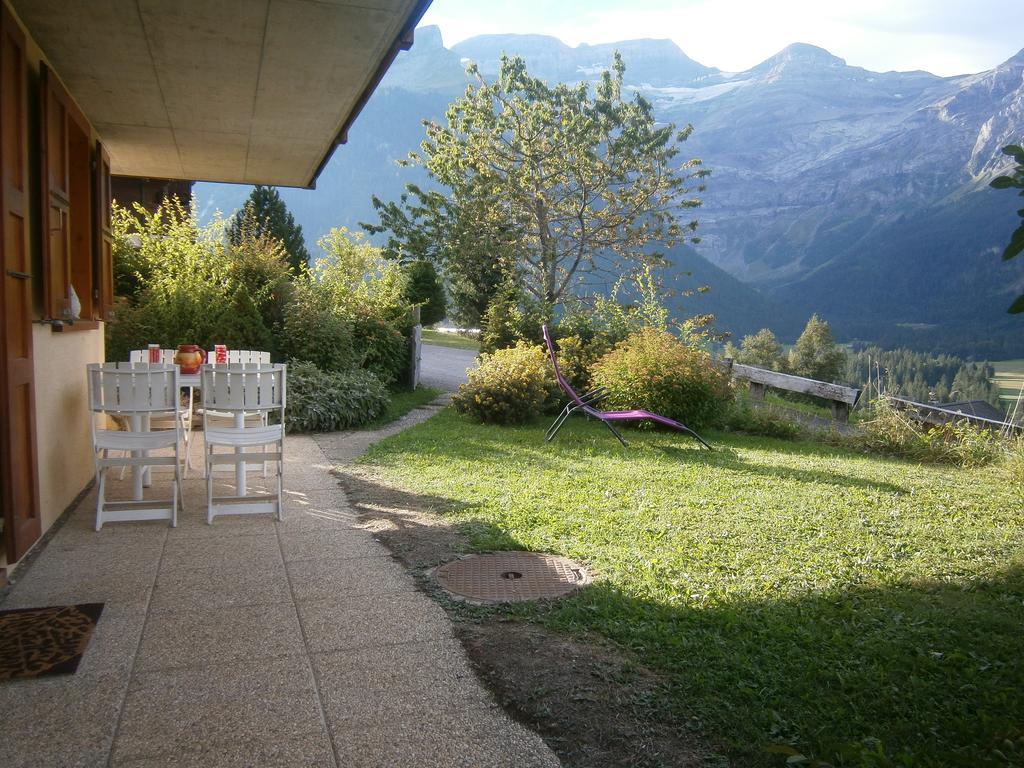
[11,0,427,187]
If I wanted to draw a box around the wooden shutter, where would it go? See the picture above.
[0,4,41,561]
[93,141,112,320]
[40,63,71,320]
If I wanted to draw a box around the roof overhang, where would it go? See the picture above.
[10,0,431,188]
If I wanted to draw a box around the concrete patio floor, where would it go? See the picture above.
[0,410,559,767]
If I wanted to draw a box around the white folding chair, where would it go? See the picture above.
[129,348,195,475]
[209,350,272,365]
[88,363,183,530]
[203,350,273,474]
[201,363,286,524]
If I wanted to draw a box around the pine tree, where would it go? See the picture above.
[227,186,310,273]
[789,315,846,383]
[403,260,447,326]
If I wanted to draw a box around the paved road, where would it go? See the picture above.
[420,343,478,392]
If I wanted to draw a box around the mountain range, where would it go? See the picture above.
[194,26,1024,357]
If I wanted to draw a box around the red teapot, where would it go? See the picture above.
[173,344,206,375]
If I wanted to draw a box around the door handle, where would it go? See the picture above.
[6,270,31,280]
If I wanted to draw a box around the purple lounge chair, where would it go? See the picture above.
[542,325,712,449]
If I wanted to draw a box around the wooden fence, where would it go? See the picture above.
[888,397,1023,435]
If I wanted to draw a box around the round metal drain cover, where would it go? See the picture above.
[435,552,588,603]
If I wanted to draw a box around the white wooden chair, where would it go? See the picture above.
[88,363,183,530]
[201,350,273,474]
[208,349,272,365]
[129,347,195,475]
[201,363,286,524]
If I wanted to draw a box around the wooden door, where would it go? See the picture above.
[0,4,40,561]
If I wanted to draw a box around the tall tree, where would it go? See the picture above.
[364,184,514,327]
[789,315,847,383]
[377,54,709,307]
[227,185,310,272]
[725,328,788,372]
[990,143,1024,313]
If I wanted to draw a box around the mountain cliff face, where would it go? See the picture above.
[193,27,1024,355]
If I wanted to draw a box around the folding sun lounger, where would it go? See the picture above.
[542,325,713,450]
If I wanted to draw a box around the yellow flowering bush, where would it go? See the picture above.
[452,342,558,425]
[591,328,733,429]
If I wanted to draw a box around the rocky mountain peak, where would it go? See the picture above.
[751,42,847,80]
[414,24,445,50]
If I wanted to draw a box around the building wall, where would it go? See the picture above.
[1,2,106,573]
[31,326,103,533]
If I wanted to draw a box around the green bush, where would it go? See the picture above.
[591,328,733,430]
[285,361,389,433]
[452,342,557,425]
[350,309,408,387]
[480,282,551,354]
[853,397,1006,467]
[106,198,293,361]
[280,282,356,373]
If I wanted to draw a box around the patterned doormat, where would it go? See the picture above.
[0,603,104,681]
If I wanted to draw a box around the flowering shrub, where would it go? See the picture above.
[553,333,610,393]
[591,328,733,429]
[452,343,557,425]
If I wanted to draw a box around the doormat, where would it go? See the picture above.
[0,603,104,681]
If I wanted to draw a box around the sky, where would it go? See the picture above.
[418,0,1024,76]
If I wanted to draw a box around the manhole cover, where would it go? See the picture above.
[435,552,588,603]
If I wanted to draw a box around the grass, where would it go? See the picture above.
[361,410,1024,767]
[358,386,442,429]
[422,328,481,351]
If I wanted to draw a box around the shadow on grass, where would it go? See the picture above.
[548,566,1024,767]
[652,442,908,495]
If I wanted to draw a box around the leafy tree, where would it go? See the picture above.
[788,315,846,383]
[364,182,520,329]
[403,260,447,326]
[990,143,1024,313]
[725,328,788,372]
[227,185,310,272]
[386,53,709,306]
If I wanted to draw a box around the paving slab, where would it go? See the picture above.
[113,655,325,762]
[297,592,456,654]
[286,555,414,601]
[135,603,304,672]
[0,400,560,768]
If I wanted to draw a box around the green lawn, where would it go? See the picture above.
[421,328,481,351]
[361,410,1024,767]
[358,386,442,429]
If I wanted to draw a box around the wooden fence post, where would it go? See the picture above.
[408,306,421,389]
